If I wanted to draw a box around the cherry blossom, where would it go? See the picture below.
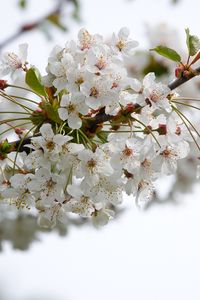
[0,43,28,78]
[0,27,199,230]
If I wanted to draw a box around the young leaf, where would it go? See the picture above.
[25,67,46,96]
[185,28,200,56]
[43,102,62,124]
[150,46,181,62]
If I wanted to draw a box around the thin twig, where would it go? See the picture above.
[0,0,64,51]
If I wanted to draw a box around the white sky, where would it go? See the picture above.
[0,1,200,300]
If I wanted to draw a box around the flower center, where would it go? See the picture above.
[46,141,55,151]
[87,158,97,169]
[67,103,76,113]
[141,159,151,168]
[75,76,84,86]
[116,40,125,51]
[46,178,56,189]
[150,90,162,102]
[90,87,99,98]
[122,146,133,157]
[95,56,106,70]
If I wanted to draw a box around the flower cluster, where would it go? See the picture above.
[0,27,199,229]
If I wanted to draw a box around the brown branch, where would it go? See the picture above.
[3,65,200,154]
[89,65,200,125]
[0,0,65,51]
[168,66,200,90]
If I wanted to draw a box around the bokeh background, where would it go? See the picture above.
[0,0,200,299]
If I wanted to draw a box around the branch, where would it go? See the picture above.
[0,0,65,51]
[91,65,200,125]
[3,64,200,154]
[168,66,200,90]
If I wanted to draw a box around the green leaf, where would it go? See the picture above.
[25,67,46,96]
[185,28,200,56]
[150,46,181,62]
[47,14,67,32]
[0,140,13,159]
[43,102,62,124]
[18,0,27,9]
[0,140,12,153]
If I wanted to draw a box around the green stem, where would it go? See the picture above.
[171,101,200,111]
[132,118,161,147]
[173,97,200,101]
[173,106,200,151]
[0,111,31,115]
[0,122,32,137]
[78,129,94,149]
[0,92,34,112]
[0,118,31,125]
[9,95,39,105]
[7,84,43,99]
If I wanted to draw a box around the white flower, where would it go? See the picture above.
[58,93,89,129]
[78,28,103,51]
[135,180,155,209]
[80,75,115,110]
[128,72,171,112]
[0,27,196,228]
[83,175,123,205]
[77,148,113,186]
[156,142,190,175]
[2,173,35,207]
[37,202,68,228]
[164,112,194,144]
[92,204,115,227]
[142,73,171,112]
[25,149,48,170]
[31,123,72,161]
[58,142,85,172]
[86,45,112,74]
[0,44,28,78]
[65,183,95,217]
[111,27,138,56]
[49,53,74,92]
[66,67,87,92]
[28,168,65,204]
[110,137,141,173]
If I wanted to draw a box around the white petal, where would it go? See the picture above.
[60,94,71,107]
[67,184,82,198]
[85,97,101,110]
[143,72,156,87]
[18,43,28,62]
[68,113,82,129]
[118,27,129,40]
[58,107,68,121]
[53,134,72,145]
[40,123,54,140]
[127,78,142,92]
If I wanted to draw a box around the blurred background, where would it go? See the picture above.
[0,0,200,299]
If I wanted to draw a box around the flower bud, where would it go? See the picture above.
[0,79,8,90]
[175,64,184,78]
